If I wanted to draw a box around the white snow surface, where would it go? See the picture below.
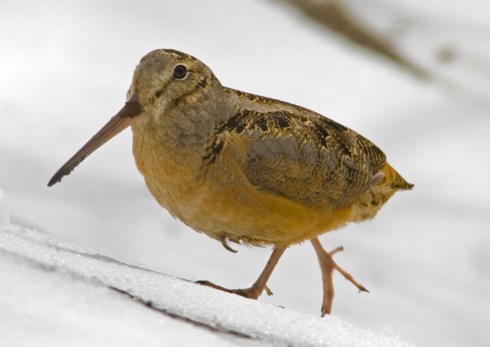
[1,0,489,346]
[0,189,9,224]
[0,221,414,347]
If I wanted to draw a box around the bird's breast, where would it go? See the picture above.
[131,123,205,221]
[130,124,355,247]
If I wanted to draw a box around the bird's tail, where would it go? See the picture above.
[382,163,414,190]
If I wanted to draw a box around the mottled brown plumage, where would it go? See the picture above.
[49,49,412,316]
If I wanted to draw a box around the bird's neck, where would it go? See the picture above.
[131,87,237,169]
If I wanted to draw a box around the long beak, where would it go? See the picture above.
[48,93,143,187]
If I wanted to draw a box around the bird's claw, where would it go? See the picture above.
[196,280,266,299]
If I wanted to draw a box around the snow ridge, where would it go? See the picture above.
[0,222,415,347]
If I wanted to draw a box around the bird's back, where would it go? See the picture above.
[179,88,413,246]
[220,88,411,208]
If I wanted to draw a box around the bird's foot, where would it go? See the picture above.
[328,246,369,294]
[311,238,369,316]
[196,247,285,301]
[196,280,273,299]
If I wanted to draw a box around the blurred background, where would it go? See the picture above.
[1,1,489,346]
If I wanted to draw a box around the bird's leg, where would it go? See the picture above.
[197,246,286,299]
[310,237,368,316]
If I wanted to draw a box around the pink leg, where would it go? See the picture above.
[197,246,286,299]
[311,237,368,316]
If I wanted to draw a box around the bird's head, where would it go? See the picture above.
[47,49,219,187]
[129,49,218,122]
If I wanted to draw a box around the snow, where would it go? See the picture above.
[1,0,489,346]
[0,219,414,347]
[0,189,9,224]
[341,0,490,106]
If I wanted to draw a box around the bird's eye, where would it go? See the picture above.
[173,64,188,80]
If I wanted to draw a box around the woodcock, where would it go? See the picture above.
[48,49,413,316]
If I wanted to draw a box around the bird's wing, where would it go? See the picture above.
[212,108,387,209]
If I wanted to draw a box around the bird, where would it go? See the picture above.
[48,48,413,316]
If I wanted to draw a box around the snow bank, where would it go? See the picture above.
[0,189,9,224]
[0,225,415,347]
